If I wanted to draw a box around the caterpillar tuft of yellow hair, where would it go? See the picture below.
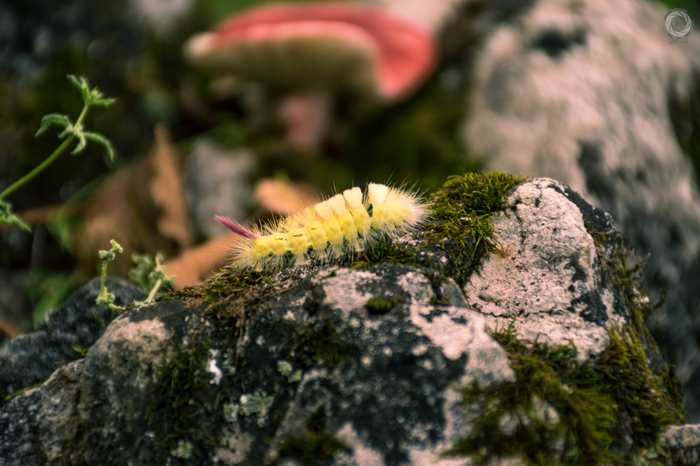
[215,183,428,271]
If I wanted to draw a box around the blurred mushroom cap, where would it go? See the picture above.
[184,2,437,101]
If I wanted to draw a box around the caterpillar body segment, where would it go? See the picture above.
[216,183,428,271]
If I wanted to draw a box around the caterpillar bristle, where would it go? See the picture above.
[217,182,428,271]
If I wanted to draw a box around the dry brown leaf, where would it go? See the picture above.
[164,231,242,289]
[73,169,138,280]
[73,125,192,280]
[149,124,192,250]
[254,178,319,216]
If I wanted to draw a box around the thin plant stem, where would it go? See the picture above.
[0,105,89,202]
[100,259,108,298]
[145,278,162,304]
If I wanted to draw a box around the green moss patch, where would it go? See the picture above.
[426,171,527,279]
[353,236,418,269]
[444,320,618,465]
[4,380,46,401]
[588,224,685,424]
[165,266,273,305]
[598,327,680,446]
[364,296,400,314]
[445,316,682,465]
[145,340,218,454]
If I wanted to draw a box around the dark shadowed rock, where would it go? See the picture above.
[0,276,145,404]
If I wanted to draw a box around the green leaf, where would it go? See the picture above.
[129,253,157,291]
[72,132,87,154]
[99,250,115,261]
[110,239,123,253]
[58,126,72,139]
[96,292,115,307]
[73,346,89,357]
[67,75,89,102]
[0,200,31,232]
[67,74,83,89]
[91,97,116,107]
[84,131,116,160]
[35,114,71,137]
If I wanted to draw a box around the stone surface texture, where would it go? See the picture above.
[0,276,145,403]
[0,178,696,465]
[458,0,700,421]
[468,178,624,361]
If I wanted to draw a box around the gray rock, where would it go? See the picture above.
[184,140,256,240]
[0,359,83,464]
[467,178,625,361]
[0,177,688,465]
[459,0,700,421]
[0,276,145,404]
[665,424,700,466]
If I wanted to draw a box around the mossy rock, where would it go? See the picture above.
[0,173,690,466]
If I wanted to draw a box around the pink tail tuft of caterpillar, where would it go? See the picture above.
[215,215,260,240]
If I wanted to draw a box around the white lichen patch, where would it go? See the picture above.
[208,349,222,385]
[277,360,302,383]
[408,447,470,466]
[223,353,236,375]
[321,269,382,316]
[223,392,276,426]
[396,271,433,307]
[394,271,515,386]
[410,308,473,360]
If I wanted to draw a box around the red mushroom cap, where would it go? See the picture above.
[185,2,437,101]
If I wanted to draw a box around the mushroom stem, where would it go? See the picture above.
[278,91,333,151]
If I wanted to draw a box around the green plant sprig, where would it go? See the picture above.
[96,240,125,312]
[96,245,176,312]
[0,75,115,232]
[131,253,175,306]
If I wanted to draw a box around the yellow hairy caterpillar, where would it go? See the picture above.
[215,183,428,271]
